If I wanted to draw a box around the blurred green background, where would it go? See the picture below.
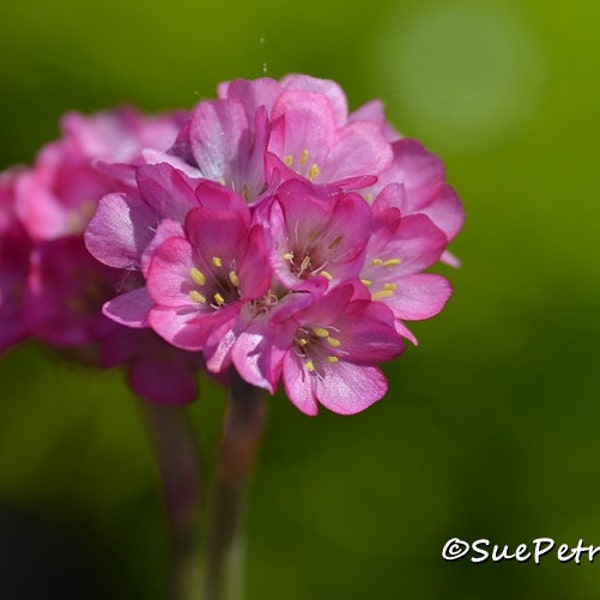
[2,0,600,598]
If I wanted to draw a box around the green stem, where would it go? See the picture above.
[204,373,266,600]
[141,402,203,600]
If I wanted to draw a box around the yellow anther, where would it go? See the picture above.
[372,290,394,300]
[320,270,333,281]
[213,292,225,306]
[305,360,315,372]
[383,258,402,267]
[189,290,206,303]
[307,163,320,181]
[190,267,206,286]
[299,149,310,166]
[328,236,343,250]
[361,278,372,287]
[383,283,398,292]
[212,256,223,267]
[284,155,294,167]
[283,252,294,261]
[307,230,321,243]
[313,327,329,338]
[298,338,308,346]
[229,271,240,287]
[300,255,311,272]
[371,258,384,266]
[327,356,339,363]
[364,193,374,203]
[327,336,341,347]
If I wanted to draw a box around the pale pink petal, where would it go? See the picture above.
[102,287,154,327]
[314,362,388,415]
[84,193,156,269]
[282,352,319,416]
[383,273,452,320]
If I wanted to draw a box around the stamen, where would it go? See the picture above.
[190,267,206,286]
[307,163,320,181]
[212,256,223,267]
[298,338,308,346]
[361,278,372,287]
[372,290,394,300]
[364,193,374,203]
[383,258,402,267]
[284,155,294,167]
[320,270,333,281]
[213,292,225,306]
[383,283,398,291]
[307,230,321,244]
[328,236,343,250]
[312,327,329,338]
[327,356,339,363]
[283,252,294,261]
[305,360,315,372]
[300,255,311,273]
[189,290,206,303]
[299,149,310,166]
[229,271,240,287]
[327,336,341,347]
[371,258,384,266]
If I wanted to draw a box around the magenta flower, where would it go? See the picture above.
[279,283,404,415]
[0,169,32,355]
[262,179,372,291]
[15,107,186,242]
[0,107,205,404]
[146,203,270,355]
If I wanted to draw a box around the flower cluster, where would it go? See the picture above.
[1,75,463,415]
[1,107,202,403]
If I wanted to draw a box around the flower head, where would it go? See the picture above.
[2,74,463,414]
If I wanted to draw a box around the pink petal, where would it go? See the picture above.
[281,74,349,126]
[314,362,388,415]
[282,352,319,416]
[324,121,393,182]
[102,286,154,327]
[146,237,194,307]
[84,193,156,269]
[383,273,452,320]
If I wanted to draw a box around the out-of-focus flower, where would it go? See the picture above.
[1,108,201,404]
[0,169,32,354]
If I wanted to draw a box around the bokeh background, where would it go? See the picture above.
[1,0,599,598]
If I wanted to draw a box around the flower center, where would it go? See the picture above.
[187,257,241,309]
[282,229,341,282]
[361,256,403,299]
[294,325,344,375]
[284,149,321,181]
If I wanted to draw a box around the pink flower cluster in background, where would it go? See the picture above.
[0,75,463,414]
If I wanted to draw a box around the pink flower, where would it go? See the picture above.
[0,169,32,355]
[363,139,464,265]
[360,196,452,343]
[262,179,372,291]
[1,108,204,404]
[146,203,270,354]
[16,107,186,242]
[280,284,404,415]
